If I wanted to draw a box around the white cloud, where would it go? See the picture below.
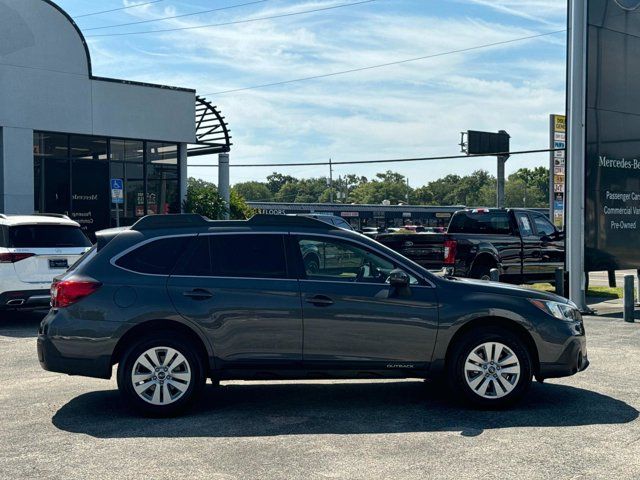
[69,0,567,187]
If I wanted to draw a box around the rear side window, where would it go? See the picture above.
[333,217,353,230]
[532,213,556,237]
[116,236,194,275]
[174,234,287,279]
[447,211,511,235]
[515,212,534,236]
[8,225,91,248]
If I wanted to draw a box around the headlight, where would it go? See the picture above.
[529,299,582,322]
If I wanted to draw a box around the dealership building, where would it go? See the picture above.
[0,0,230,235]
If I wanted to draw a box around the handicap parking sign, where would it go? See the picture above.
[111,179,124,204]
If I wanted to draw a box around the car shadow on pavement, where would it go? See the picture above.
[52,381,638,438]
[0,310,47,338]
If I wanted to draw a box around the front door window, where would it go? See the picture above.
[298,237,417,284]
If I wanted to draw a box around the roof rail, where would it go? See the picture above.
[0,214,6,219]
[32,213,71,220]
[131,213,335,231]
[248,214,333,229]
[131,214,211,231]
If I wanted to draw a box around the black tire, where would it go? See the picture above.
[470,263,495,281]
[448,327,532,408]
[117,332,206,417]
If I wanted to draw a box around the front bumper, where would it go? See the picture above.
[538,335,589,379]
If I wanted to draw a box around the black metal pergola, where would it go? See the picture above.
[187,96,232,157]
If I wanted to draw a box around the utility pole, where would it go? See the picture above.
[329,158,334,203]
[406,178,410,204]
[496,130,509,208]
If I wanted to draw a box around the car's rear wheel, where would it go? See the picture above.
[117,333,205,416]
[448,327,532,408]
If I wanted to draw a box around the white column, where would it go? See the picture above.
[179,143,188,213]
[566,0,588,310]
[218,153,230,220]
[0,127,34,214]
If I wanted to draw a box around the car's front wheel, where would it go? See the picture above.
[117,333,205,416]
[448,327,532,408]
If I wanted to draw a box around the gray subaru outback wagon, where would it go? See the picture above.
[38,214,588,416]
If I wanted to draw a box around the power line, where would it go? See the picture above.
[202,29,566,95]
[84,0,270,31]
[86,0,379,37]
[74,0,165,19]
[187,147,564,168]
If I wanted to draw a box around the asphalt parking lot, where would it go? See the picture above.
[1,310,639,480]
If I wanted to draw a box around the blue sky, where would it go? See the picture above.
[56,0,568,187]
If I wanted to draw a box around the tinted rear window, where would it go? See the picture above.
[8,225,91,248]
[447,211,511,235]
[175,234,287,279]
[116,236,194,275]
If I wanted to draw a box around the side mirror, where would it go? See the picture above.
[389,269,410,288]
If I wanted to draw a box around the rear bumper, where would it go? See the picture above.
[37,334,112,379]
[37,309,117,379]
[0,289,50,309]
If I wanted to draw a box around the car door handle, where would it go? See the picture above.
[183,289,214,300]
[305,295,334,307]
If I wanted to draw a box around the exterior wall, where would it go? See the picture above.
[0,0,197,215]
[91,82,195,142]
[0,127,35,214]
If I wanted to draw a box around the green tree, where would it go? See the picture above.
[184,177,253,220]
[508,167,550,207]
[349,171,411,204]
[232,181,273,202]
[229,189,254,219]
[183,177,227,219]
[266,172,298,194]
[421,174,462,205]
[412,185,434,205]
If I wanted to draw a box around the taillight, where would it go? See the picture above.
[0,252,35,263]
[443,239,457,265]
[51,278,102,308]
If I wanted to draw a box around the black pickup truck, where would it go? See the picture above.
[377,208,564,284]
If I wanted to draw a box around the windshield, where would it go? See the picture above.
[8,225,91,248]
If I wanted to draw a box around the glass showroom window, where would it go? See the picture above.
[33,132,70,215]
[110,139,145,225]
[147,142,180,215]
[70,135,109,233]
[34,133,182,235]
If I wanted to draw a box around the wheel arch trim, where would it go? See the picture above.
[111,318,215,373]
[434,315,540,377]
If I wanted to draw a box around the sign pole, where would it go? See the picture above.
[111,178,124,229]
[566,0,587,311]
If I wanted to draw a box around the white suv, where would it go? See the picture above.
[0,214,91,310]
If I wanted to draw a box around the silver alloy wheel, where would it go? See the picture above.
[464,342,521,399]
[131,346,192,406]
